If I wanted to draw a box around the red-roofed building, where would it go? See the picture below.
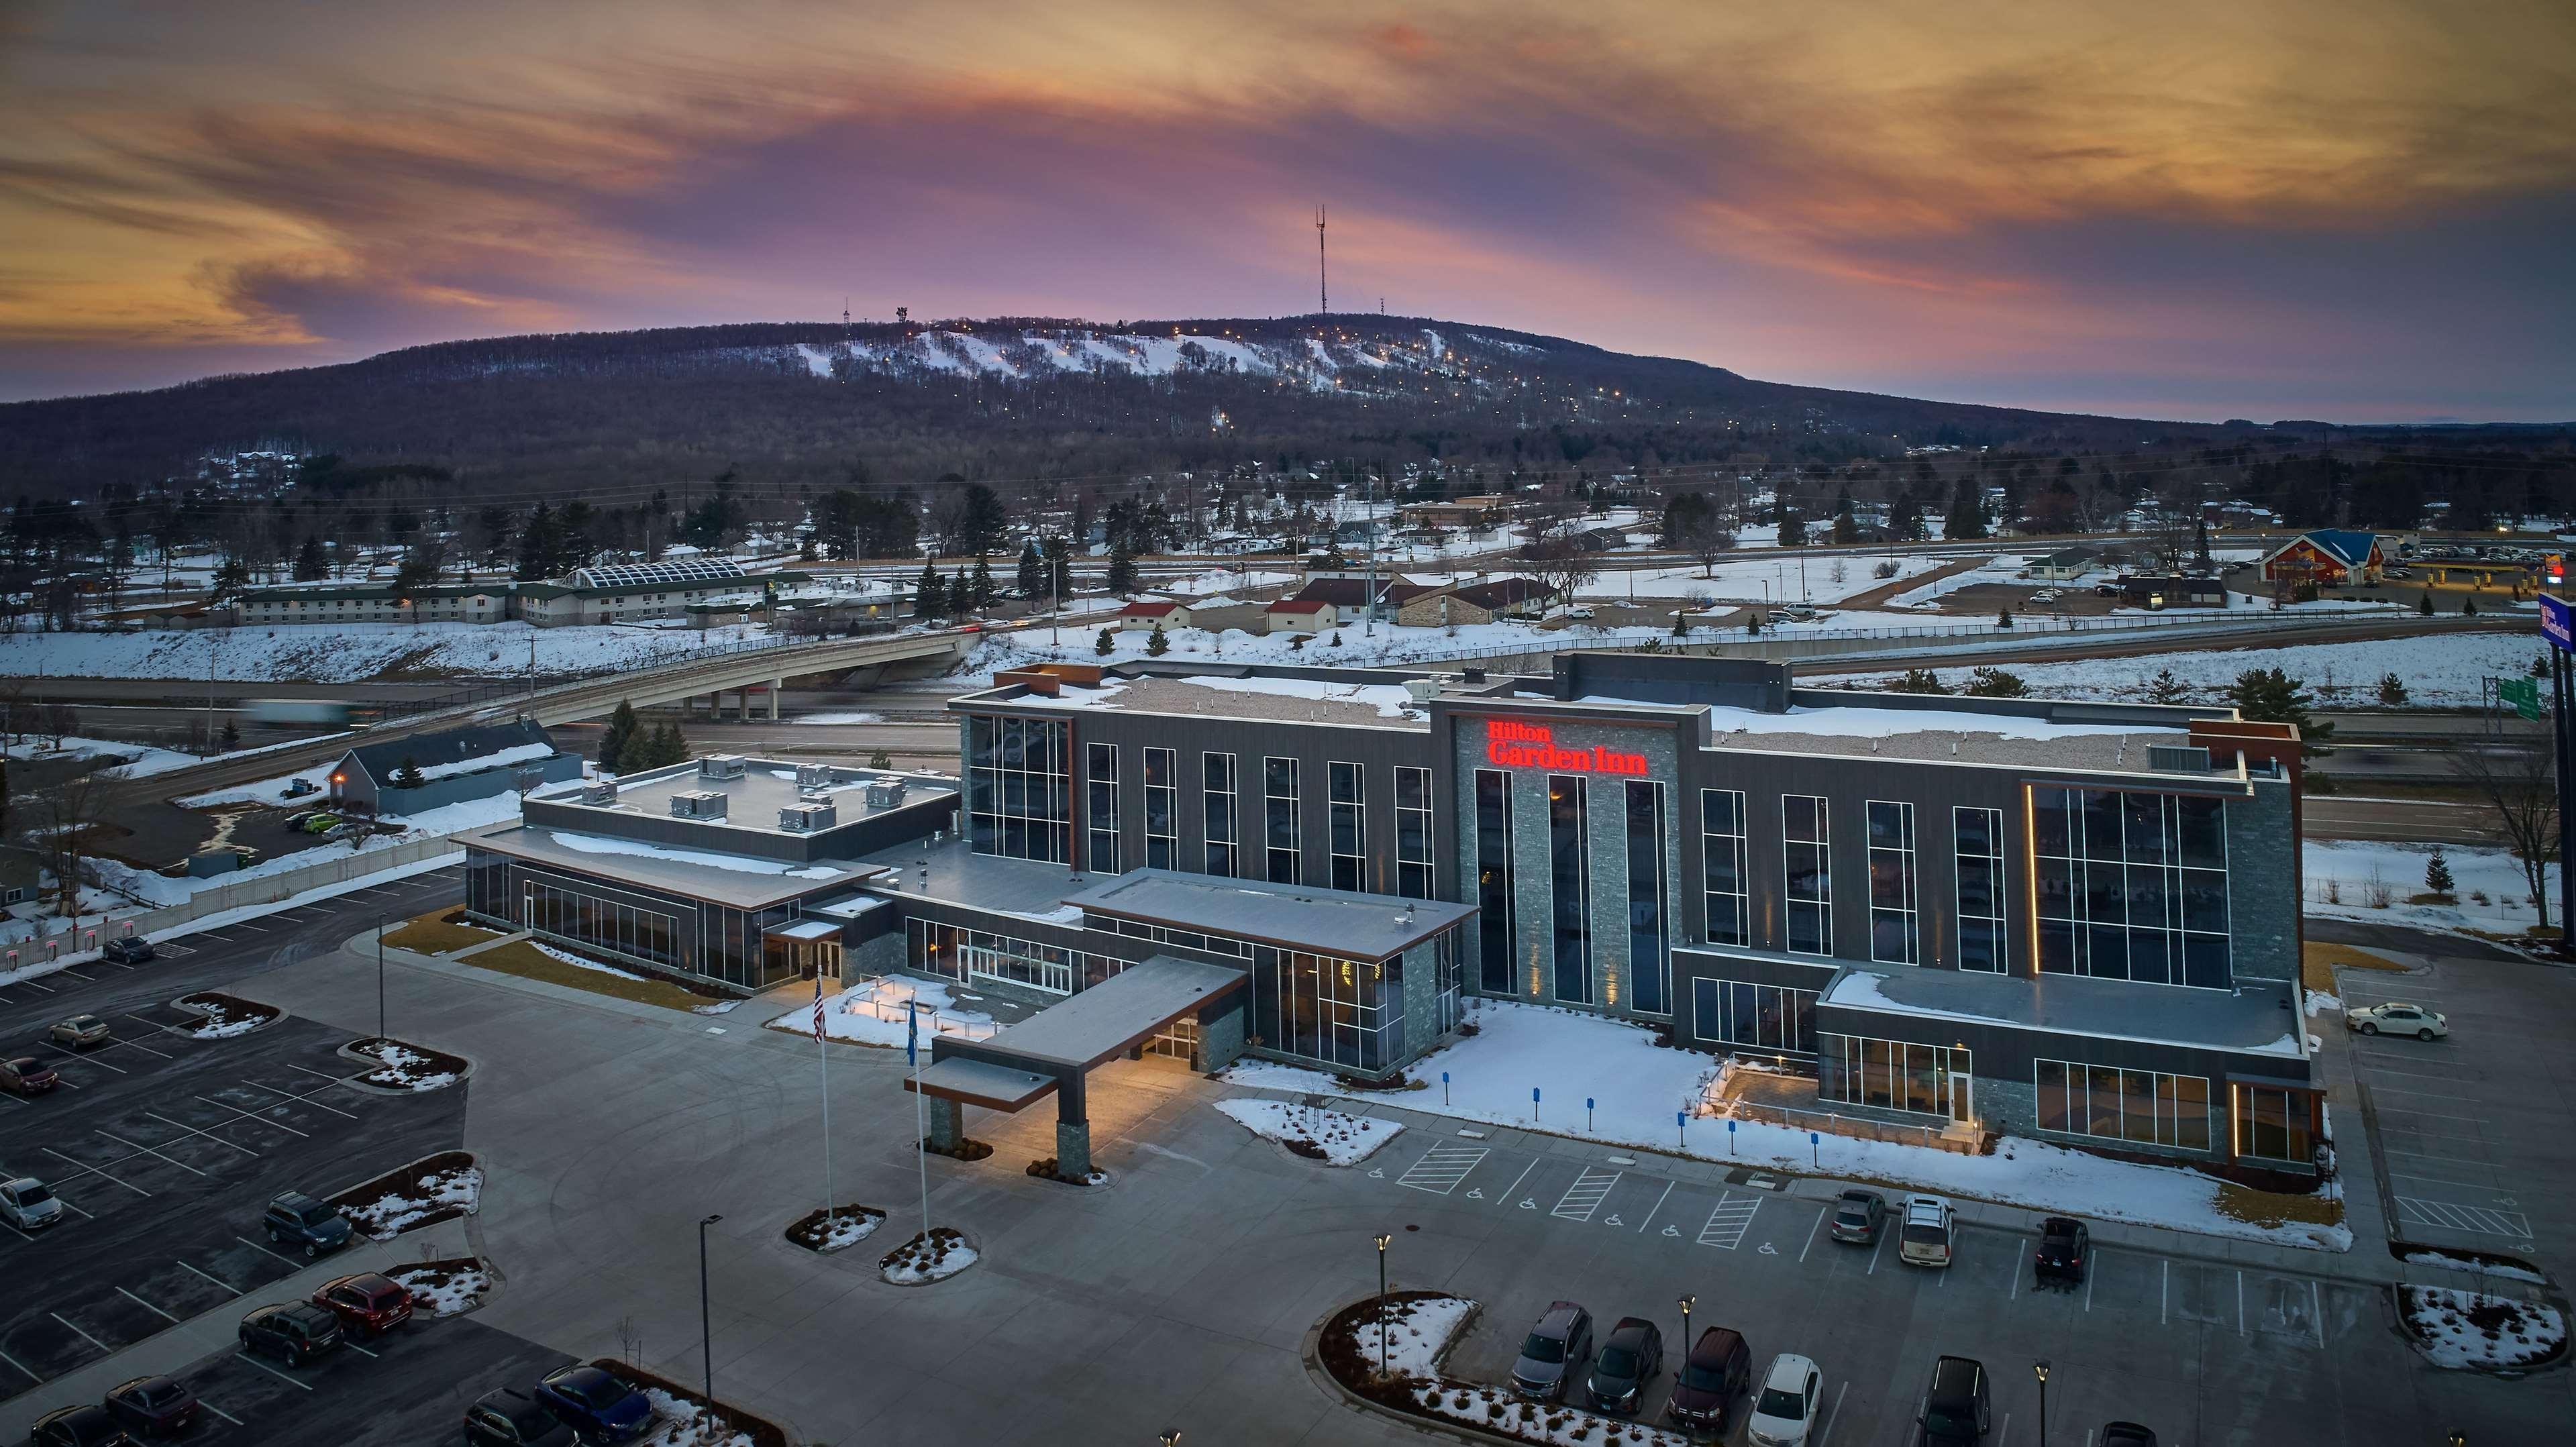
[1115,599,1194,631]
[1261,598,1337,634]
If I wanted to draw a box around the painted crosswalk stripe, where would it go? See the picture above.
[1551,1168,1622,1222]
[2395,1195,2532,1238]
[1698,1193,1761,1249]
[1398,1143,1489,1195]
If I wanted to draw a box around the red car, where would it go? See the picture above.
[309,1273,413,1336]
[104,1375,197,1437]
[0,1057,58,1096]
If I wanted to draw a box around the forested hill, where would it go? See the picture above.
[0,313,2383,498]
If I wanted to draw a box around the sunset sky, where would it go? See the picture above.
[3,1,2570,419]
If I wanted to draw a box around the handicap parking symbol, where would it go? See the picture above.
[1603,1214,1624,1227]
[1661,1225,1681,1238]
[1466,1188,1484,1199]
[1520,1198,1539,1210]
[1757,1244,1778,1255]
[1367,1168,1384,1179]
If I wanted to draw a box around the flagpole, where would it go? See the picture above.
[815,971,833,1236]
[911,1002,929,1238]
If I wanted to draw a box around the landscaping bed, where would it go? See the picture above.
[380,908,507,955]
[1317,1290,1691,1447]
[345,1036,470,1091]
[457,939,712,1012]
[173,992,280,1039]
[921,1135,994,1161]
[2399,1287,2568,1373]
[2395,1243,2548,1285]
[1025,1156,1109,1185]
[331,1150,482,1239]
[591,1359,787,1447]
[880,1227,978,1285]
[389,1257,491,1316]
[1215,1099,1404,1165]
[785,1205,886,1254]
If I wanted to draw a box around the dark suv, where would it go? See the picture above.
[1509,1301,1593,1401]
[2032,1217,2089,1288]
[101,937,156,965]
[238,1302,344,1364]
[262,1192,353,1258]
[465,1389,579,1447]
[1664,1326,1752,1432]
[533,1364,654,1444]
[1916,1356,1991,1446]
[1585,1317,1663,1415]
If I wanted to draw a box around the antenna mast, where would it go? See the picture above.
[1315,204,1328,316]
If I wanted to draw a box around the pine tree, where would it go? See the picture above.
[1146,623,1170,656]
[2417,591,2434,617]
[2377,672,2409,706]
[1963,667,2028,698]
[1094,627,1115,657]
[292,535,328,582]
[1106,536,1139,596]
[1776,510,1806,547]
[915,561,945,619]
[2424,847,2455,900]
[1996,606,2014,628]
[869,747,892,769]
[391,757,426,789]
[1892,667,1950,694]
[219,720,240,751]
[600,699,639,772]
[1671,610,1690,637]
[1944,478,1989,541]
[2147,669,2188,705]
[2463,596,2477,616]
[2226,667,2333,752]
[971,556,996,610]
[950,566,972,615]
[1015,539,1045,598]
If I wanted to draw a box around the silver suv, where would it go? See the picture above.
[1510,1300,1593,1400]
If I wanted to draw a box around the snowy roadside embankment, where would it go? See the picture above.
[0,620,774,682]
[2304,839,2554,936]
[1842,629,2541,709]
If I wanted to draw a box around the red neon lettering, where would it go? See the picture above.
[1482,720,1647,775]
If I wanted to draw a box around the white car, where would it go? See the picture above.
[2347,1001,2448,1040]
[1746,1352,1823,1447]
[1,1176,64,1231]
[1898,1193,1954,1267]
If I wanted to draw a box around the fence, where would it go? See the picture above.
[839,977,999,1042]
[1719,1096,1976,1155]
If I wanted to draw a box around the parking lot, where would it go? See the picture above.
[142,1314,569,1446]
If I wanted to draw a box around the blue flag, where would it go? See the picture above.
[905,1003,918,1067]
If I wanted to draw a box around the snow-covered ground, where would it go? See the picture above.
[2403,1250,2546,1285]
[2304,839,2554,934]
[1357,1294,1478,1378]
[342,1161,482,1239]
[1213,1100,1404,1165]
[791,711,882,725]
[1843,629,2544,708]
[352,1040,462,1092]
[880,1227,978,1285]
[975,618,1670,672]
[638,1389,759,1447]
[0,621,772,682]
[2401,1287,2566,1371]
[529,939,646,980]
[91,792,531,911]
[1157,567,1296,598]
[1602,554,1945,604]
[767,973,998,1047]
[389,1261,489,1318]
[1228,1001,2348,1249]
[5,736,203,778]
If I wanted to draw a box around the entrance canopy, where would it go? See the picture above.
[905,953,1245,1114]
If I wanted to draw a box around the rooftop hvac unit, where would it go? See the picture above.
[2148,745,2212,773]
[699,754,747,780]
[670,790,730,820]
[778,802,838,833]
[582,776,619,806]
[795,763,834,791]
[864,776,908,810]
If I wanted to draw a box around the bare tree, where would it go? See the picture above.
[2451,736,2557,929]
[23,767,109,922]
[1518,528,1600,608]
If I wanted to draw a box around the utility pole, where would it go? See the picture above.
[1363,470,1379,636]
[1315,205,1328,316]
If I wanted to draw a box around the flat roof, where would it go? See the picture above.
[462,822,882,910]
[962,954,1246,1071]
[1019,674,1430,731]
[766,919,842,941]
[855,834,1090,924]
[1070,869,1476,961]
[589,759,956,841]
[905,1056,1059,1111]
[1820,966,2306,1062]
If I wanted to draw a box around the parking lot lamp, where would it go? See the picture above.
[1374,1232,1393,1378]
[1160,1432,1181,1447]
[376,915,386,1040]
[1677,1293,1693,1361]
[699,1214,723,1421]
[2032,1359,2049,1447]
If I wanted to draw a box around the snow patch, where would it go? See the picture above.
[1214,1100,1403,1165]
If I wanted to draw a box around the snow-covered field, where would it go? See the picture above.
[768,973,998,1047]
[0,621,772,682]
[974,618,1669,672]
[5,736,203,778]
[2304,840,2553,934]
[2401,1287,2566,1371]
[1843,629,2542,708]
[1213,1100,1404,1165]
[1602,553,1945,604]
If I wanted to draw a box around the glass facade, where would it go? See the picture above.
[1783,794,1832,956]
[1086,741,1119,874]
[1396,766,1435,900]
[1691,977,1818,1055]
[1625,780,1669,1014]
[520,878,679,969]
[1329,761,1366,892]
[907,918,1095,996]
[2232,1083,2315,1165]
[1700,789,1748,948]
[1265,757,1301,883]
[968,715,1070,863]
[1819,1034,1971,1120]
[1867,800,1919,965]
[1549,773,1592,1004]
[2032,786,2231,988]
[1474,769,1514,993]
[1251,944,1404,1071]
[1202,752,1240,877]
[2036,1060,2212,1150]
[1953,806,2008,973]
[1143,747,1177,869]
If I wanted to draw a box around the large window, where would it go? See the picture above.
[2232,1083,2316,1165]
[1203,752,1240,877]
[521,879,678,969]
[1085,742,1119,875]
[1700,789,1748,948]
[1329,761,1366,892]
[1395,766,1434,900]
[907,919,1092,996]
[2035,1060,2211,1150]
[2031,786,2230,989]
[1250,944,1404,1072]
[1626,780,1669,1014]
[1691,978,1818,1055]
[1783,794,1832,956]
[967,715,1070,863]
[1954,806,2007,973]
[1266,757,1302,884]
[1819,1034,1971,1121]
[1867,800,1919,965]
[1550,774,1592,1004]
[1475,769,1514,993]
[1143,748,1177,869]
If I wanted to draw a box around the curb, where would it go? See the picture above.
[2389,1281,2573,1378]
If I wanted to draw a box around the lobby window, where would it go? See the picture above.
[2036,1060,2211,1151]
[2032,786,2230,989]
[968,716,1069,864]
[1818,1034,1971,1122]
[1203,752,1240,877]
[1474,769,1514,994]
[1625,780,1669,1014]
[1699,789,1748,948]
[1395,766,1434,900]
[1549,773,1592,1004]
[1086,742,1119,875]
[519,879,679,971]
[1266,757,1302,883]
[1953,806,2008,973]
[1143,747,1177,869]
[908,919,1088,996]
[1867,801,1919,965]
[1329,762,1366,892]
[1782,794,1832,956]
[1690,978,1818,1056]
[2230,1083,2315,1165]
[1249,945,1402,1073]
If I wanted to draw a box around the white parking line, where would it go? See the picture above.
[1397,1142,1488,1195]
[2369,1085,2481,1103]
[232,1352,311,1389]
[1812,1380,1847,1447]
[196,1094,313,1138]
[50,1311,111,1352]
[2381,1146,2495,1169]
[2160,1260,2169,1325]
[199,1401,244,1426]
[2397,1196,2534,1237]
[238,1077,360,1120]
[1492,1159,1537,1210]
[43,1146,150,1196]
[1697,1193,1760,1248]
[2085,1259,2098,1311]
[234,1234,305,1266]
[46,1044,127,1073]
[1868,1227,1888,1275]
[2310,1281,2325,1348]
[1798,1205,1826,1262]
[96,1130,209,1177]
[146,1111,262,1155]
[2236,1270,2246,1336]
[0,1347,36,1383]
[2361,1064,2477,1083]
[178,1260,236,1292]
[342,1340,379,1358]
[2375,1105,2486,1124]
[229,923,272,934]
[1551,1168,1622,1222]
[2387,1168,2506,1193]
[1634,1181,1676,1234]
[117,1286,181,1323]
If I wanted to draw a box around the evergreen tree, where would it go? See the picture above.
[2226,667,2333,752]
[1892,667,1950,694]
[1830,488,1860,545]
[2147,668,2189,705]
[971,556,996,610]
[1106,535,1139,596]
[2417,591,2434,617]
[1041,535,1072,600]
[220,720,241,751]
[1963,667,2028,698]
[1015,539,1045,598]
[1776,509,1806,547]
[1996,606,2014,628]
[1094,627,1115,657]
[915,561,945,619]
[2424,847,2455,899]
[292,535,328,582]
[600,699,639,772]
[1145,623,1170,656]
[2463,596,2477,616]
[950,566,971,614]
[869,747,892,769]
[1944,478,1989,540]
[2377,673,2410,706]
[1671,610,1690,638]
[391,757,426,790]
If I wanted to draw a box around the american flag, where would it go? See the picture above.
[811,975,826,1041]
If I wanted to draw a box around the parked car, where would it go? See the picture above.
[2346,1001,2447,1040]
[26,1405,133,1447]
[100,936,156,965]
[262,1191,353,1257]
[2100,1424,2158,1447]
[1745,1352,1824,1447]
[0,1055,58,1095]
[309,1272,413,1336]
[2032,1216,2090,1287]
[533,1364,654,1444]
[1915,1356,1991,1446]
[464,1389,580,1447]
[1585,1317,1663,1415]
[102,1376,198,1437]
[1665,1326,1753,1434]
[1898,1195,1955,1268]
[48,1014,111,1049]
[1509,1300,1594,1401]
[1826,1189,1885,1245]
[1,1176,65,1231]
[238,1301,344,1364]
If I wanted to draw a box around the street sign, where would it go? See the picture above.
[2498,676,2544,722]
[2543,592,2575,653]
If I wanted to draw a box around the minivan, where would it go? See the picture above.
[1665,1326,1753,1433]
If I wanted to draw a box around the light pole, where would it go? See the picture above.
[1374,1232,1393,1379]
[375,915,386,1041]
[1161,1433,1182,1447]
[2032,1359,2049,1447]
[1676,1293,1694,1377]
[699,1214,723,1421]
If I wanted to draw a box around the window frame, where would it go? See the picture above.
[1265,756,1302,884]
[1699,788,1749,949]
[1142,747,1178,869]
[1866,800,1919,965]
[1782,794,1833,957]
[1328,760,1366,892]
[1202,751,1240,877]
[1953,805,2008,973]
[1394,765,1434,900]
